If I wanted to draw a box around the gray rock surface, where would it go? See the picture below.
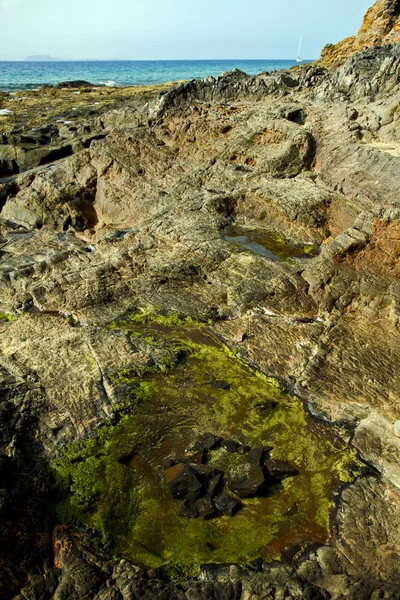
[0,27,400,600]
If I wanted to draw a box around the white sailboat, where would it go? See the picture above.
[296,37,303,63]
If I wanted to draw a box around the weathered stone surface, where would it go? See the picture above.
[336,477,400,580]
[0,1,400,595]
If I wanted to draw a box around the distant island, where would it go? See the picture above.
[24,54,61,61]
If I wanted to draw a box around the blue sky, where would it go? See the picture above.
[0,0,373,60]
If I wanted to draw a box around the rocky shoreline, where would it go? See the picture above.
[1,1,400,598]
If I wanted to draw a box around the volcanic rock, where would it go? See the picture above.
[189,463,219,483]
[221,439,241,453]
[320,0,400,68]
[179,500,198,519]
[263,458,298,482]
[214,494,242,516]
[195,498,217,519]
[199,433,222,450]
[204,474,223,499]
[0,0,399,595]
[164,464,203,501]
[247,447,273,465]
[227,460,268,498]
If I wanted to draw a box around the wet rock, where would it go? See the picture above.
[164,464,203,501]
[227,461,268,498]
[54,80,95,89]
[221,439,241,453]
[205,473,223,499]
[175,448,205,464]
[195,498,217,519]
[247,447,273,466]
[161,457,175,469]
[214,494,242,516]
[263,458,298,482]
[199,433,222,450]
[189,463,220,484]
[179,500,198,519]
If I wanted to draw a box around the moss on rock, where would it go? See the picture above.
[52,323,361,576]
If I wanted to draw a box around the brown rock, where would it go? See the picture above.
[319,0,400,68]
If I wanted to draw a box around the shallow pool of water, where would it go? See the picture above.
[225,226,318,262]
[53,321,359,577]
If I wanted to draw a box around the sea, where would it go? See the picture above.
[0,59,309,92]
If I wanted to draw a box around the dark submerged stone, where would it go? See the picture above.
[165,464,203,501]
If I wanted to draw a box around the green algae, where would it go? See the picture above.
[52,323,360,577]
[0,312,16,322]
[84,354,96,371]
[225,226,319,263]
[127,310,211,328]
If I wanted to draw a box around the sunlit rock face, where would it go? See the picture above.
[320,0,400,68]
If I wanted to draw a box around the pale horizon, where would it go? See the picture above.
[0,0,373,61]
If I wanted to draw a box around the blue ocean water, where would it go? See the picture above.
[0,59,310,92]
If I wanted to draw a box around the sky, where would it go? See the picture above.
[0,0,374,61]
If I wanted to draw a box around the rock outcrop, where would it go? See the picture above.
[320,0,400,67]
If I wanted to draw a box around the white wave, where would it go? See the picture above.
[99,80,116,87]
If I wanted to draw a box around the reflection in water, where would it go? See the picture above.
[225,226,318,262]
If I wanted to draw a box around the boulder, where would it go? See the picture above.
[198,433,222,450]
[263,458,298,482]
[214,494,242,516]
[247,447,273,466]
[221,439,241,453]
[189,463,220,483]
[227,461,267,498]
[205,474,223,499]
[164,464,203,501]
[179,500,198,519]
[195,498,217,519]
